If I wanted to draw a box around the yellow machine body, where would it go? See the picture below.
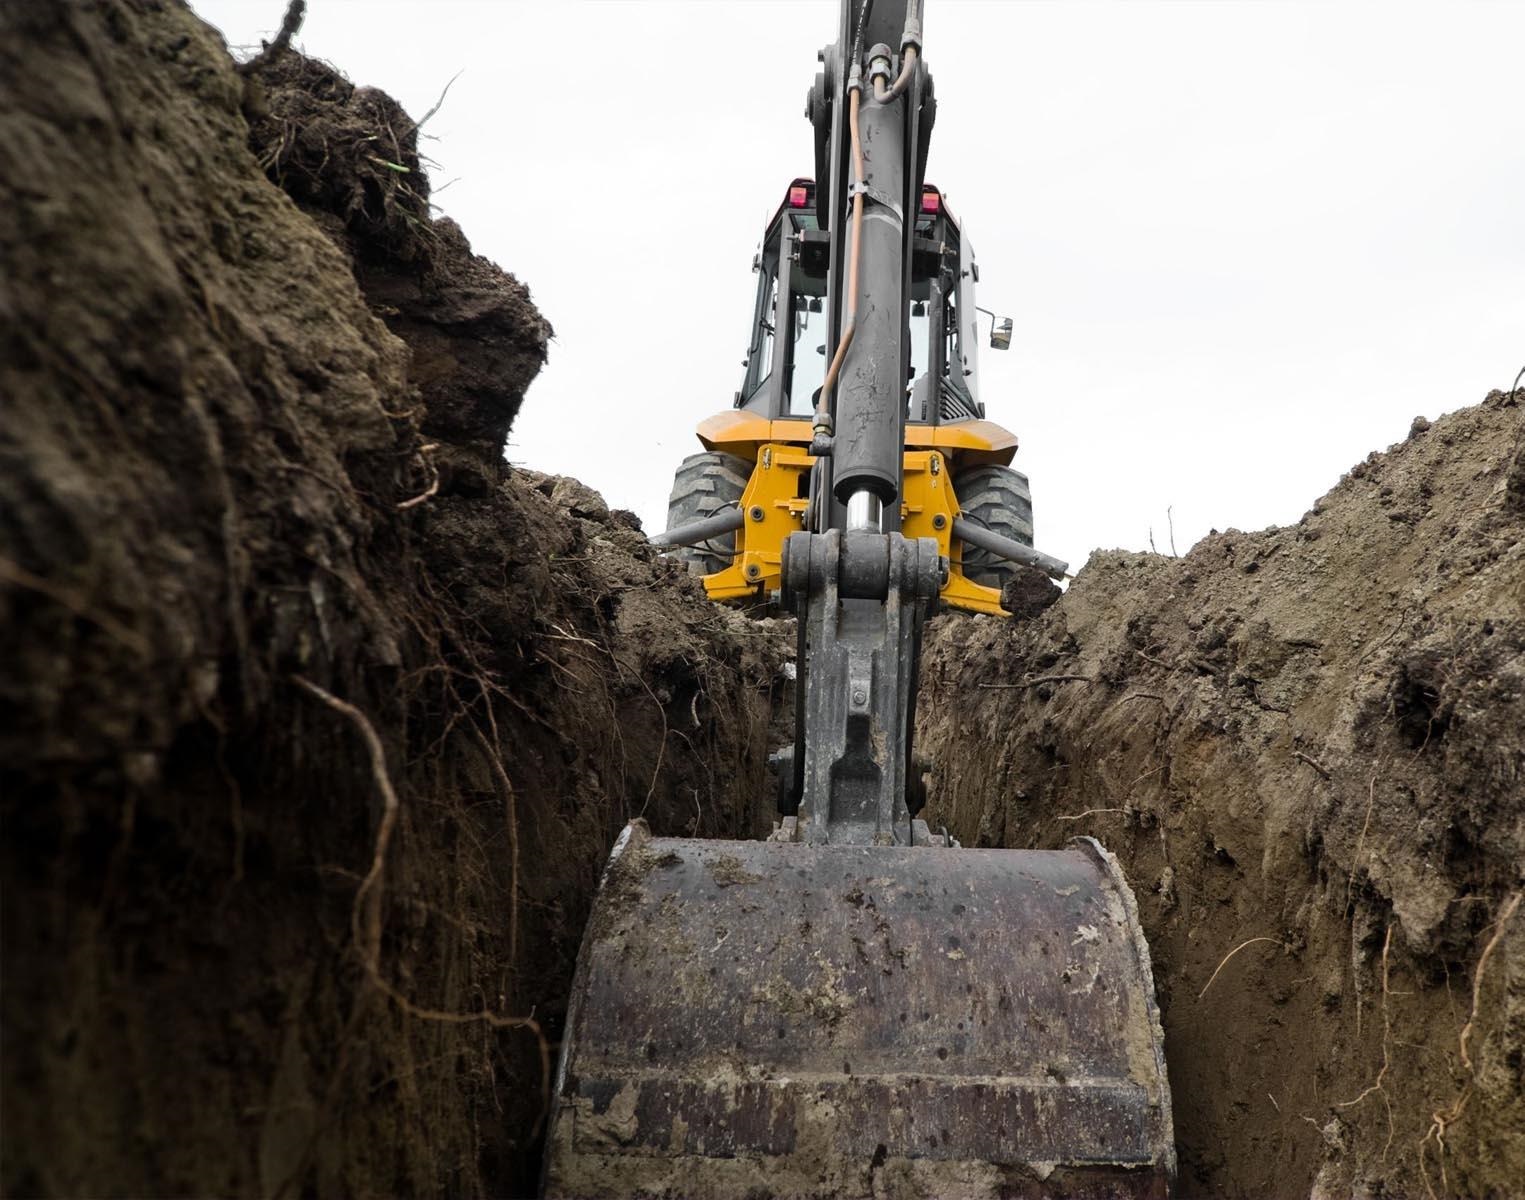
[695,412,1020,616]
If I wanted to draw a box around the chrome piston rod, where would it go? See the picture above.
[845,489,883,531]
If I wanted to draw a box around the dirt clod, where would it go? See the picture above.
[999,565,1063,619]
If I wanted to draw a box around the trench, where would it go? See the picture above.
[3,8,1521,1198]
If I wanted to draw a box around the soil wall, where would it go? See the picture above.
[920,393,1525,1198]
[0,6,785,1196]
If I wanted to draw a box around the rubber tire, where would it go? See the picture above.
[664,451,751,575]
[954,464,1035,591]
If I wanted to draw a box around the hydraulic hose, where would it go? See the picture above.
[815,76,865,427]
[819,0,923,423]
[873,44,917,102]
[874,0,923,102]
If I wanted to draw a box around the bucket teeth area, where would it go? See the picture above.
[545,833,1175,1198]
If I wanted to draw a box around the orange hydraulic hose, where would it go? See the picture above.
[821,34,919,425]
[873,45,918,103]
[816,84,866,425]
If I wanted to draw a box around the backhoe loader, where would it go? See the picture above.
[544,3,1175,1196]
[660,174,1039,616]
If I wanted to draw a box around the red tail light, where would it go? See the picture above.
[788,184,810,208]
[920,188,941,214]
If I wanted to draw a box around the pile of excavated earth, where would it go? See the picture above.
[1,5,1519,1198]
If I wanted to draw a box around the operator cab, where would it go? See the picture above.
[736,177,1007,423]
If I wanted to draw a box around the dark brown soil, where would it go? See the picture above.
[1,8,784,1198]
[919,391,1525,1198]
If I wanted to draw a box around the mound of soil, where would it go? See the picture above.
[919,391,1525,1197]
[1,8,784,1197]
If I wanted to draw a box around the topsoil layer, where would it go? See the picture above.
[920,393,1525,1198]
[3,4,1522,1199]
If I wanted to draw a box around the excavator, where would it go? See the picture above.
[544,3,1175,1196]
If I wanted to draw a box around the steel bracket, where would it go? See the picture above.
[846,179,904,223]
[779,529,940,845]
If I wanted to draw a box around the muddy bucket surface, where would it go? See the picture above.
[544,824,1174,1198]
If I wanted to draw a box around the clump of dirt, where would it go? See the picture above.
[999,564,1062,620]
[244,50,433,263]
[1,8,785,1198]
[919,389,1525,1197]
[249,52,548,478]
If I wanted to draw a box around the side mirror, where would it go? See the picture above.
[990,316,1013,351]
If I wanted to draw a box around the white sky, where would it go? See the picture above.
[197,0,1524,572]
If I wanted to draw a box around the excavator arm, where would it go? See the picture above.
[543,5,1176,1195]
[776,0,940,846]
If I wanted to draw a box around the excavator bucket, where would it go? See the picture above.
[544,824,1175,1198]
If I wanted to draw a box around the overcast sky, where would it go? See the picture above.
[197,0,1523,573]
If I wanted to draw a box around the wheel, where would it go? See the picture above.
[954,464,1034,590]
[664,451,751,575]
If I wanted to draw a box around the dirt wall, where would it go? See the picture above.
[0,6,785,1196]
[919,392,1525,1198]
